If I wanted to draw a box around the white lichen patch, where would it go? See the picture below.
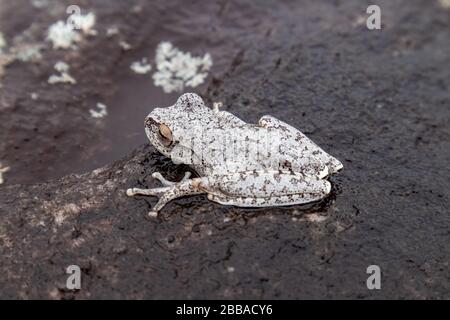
[106,26,119,37]
[0,163,11,184]
[1,26,45,86]
[48,72,76,84]
[47,12,96,49]
[71,12,97,35]
[54,61,69,72]
[130,58,152,74]
[119,41,131,51]
[14,44,43,62]
[89,103,108,118]
[47,21,81,49]
[48,61,76,84]
[152,41,212,93]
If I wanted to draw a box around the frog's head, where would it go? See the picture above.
[145,93,212,158]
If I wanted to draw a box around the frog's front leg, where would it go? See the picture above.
[198,170,331,208]
[212,101,247,126]
[126,176,204,217]
[151,171,191,186]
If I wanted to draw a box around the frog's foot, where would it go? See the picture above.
[126,178,204,218]
[151,171,191,186]
[200,170,331,208]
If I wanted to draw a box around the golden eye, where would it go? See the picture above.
[159,124,173,144]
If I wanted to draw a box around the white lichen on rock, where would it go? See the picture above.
[14,44,43,62]
[0,163,10,185]
[1,25,45,87]
[152,41,212,93]
[71,12,97,35]
[48,61,76,84]
[119,41,131,51]
[48,72,76,84]
[47,12,96,49]
[130,58,152,74]
[106,26,119,37]
[89,103,108,119]
[54,61,69,72]
[47,21,81,49]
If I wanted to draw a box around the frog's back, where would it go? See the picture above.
[203,123,335,176]
[195,125,285,175]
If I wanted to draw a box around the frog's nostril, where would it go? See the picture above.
[145,116,156,127]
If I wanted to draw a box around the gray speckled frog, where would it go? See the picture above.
[127,93,343,217]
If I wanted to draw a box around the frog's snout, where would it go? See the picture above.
[145,114,161,129]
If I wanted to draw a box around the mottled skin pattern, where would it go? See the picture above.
[127,93,343,217]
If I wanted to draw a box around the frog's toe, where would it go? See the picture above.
[148,211,158,218]
[181,171,192,181]
[318,165,329,179]
[126,186,169,196]
[212,102,223,112]
[152,172,175,186]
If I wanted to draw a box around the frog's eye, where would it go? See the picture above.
[158,124,173,146]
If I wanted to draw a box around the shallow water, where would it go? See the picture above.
[0,0,234,184]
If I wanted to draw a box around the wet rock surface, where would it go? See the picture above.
[0,0,449,299]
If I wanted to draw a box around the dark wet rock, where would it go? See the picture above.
[0,0,449,299]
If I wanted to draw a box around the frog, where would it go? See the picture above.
[127,93,343,217]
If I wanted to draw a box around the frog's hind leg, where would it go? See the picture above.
[258,115,343,174]
[150,179,204,216]
[127,178,204,217]
[202,170,331,208]
[212,101,247,126]
[207,193,326,207]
